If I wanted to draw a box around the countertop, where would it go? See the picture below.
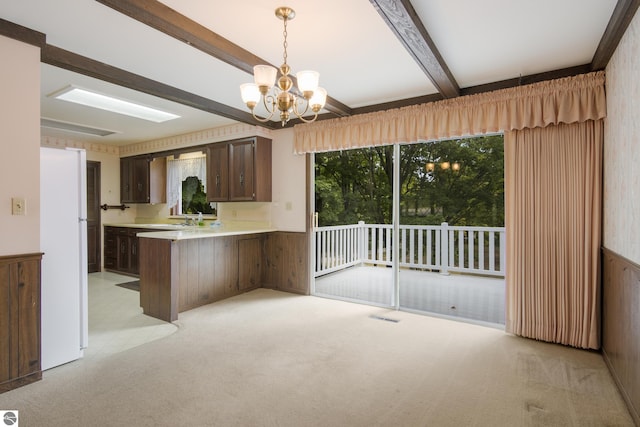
[104,222,277,241]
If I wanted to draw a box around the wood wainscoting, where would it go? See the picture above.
[263,232,309,295]
[602,247,640,425]
[0,253,43,393]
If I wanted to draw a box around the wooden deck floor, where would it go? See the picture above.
[314,265,505,327]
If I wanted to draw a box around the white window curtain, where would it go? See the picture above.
[166,156,207,208]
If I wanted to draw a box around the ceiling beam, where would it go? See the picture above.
[95,0,352,118]
[591,0,640,70]
[369,0,460,98]
[41,44,277,129]
[0,18,46,48]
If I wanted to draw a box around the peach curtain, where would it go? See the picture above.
[296,71,606,349]
[504,121,603,349]
[293,72,605,153]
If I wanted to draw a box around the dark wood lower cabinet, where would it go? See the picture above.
[104,226,153,276]
[139,231,309,322]
[0,253,42,394]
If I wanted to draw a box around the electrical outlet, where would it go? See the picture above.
[285,201,293,211]
[12,197,26,215]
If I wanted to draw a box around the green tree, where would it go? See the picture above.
[182,176,214,214]
[315,135,504,227]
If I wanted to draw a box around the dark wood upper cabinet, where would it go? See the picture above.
[206,143,229,202]
[207,137,271,202]
[120,157,166,204]
[229,139,256,201]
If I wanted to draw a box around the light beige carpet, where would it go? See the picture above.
[0,289,633,426]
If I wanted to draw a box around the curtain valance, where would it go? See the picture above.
[166,156,207,208]
[293,71,606,154]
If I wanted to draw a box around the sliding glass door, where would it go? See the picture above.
[312,136,506,325]
[397,137,505,325]
[312,147,394,307]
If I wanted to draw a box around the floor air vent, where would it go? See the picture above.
[370,315,400,323]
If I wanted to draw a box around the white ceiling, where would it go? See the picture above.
[1,0,620,146]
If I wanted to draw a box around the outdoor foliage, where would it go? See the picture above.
[182,176,214,214]
[314,135,504,227]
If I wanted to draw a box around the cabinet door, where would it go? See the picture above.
[129,233,140,275]
[206,143,229,202]
[238,237,262,291]
[120,158,133,203]
[229,140,255,201]
[133,158,150,203]
[103,227,117,269]
[117,232,130,272]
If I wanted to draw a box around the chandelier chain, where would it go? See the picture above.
[240,7,326,126]
[282,17,288,66]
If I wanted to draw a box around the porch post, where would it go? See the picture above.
[440,222,450,275]
[358,221,366,265]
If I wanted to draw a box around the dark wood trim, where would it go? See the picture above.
[87,161,101,274]
[369,0,459,98]
[95,0,352,118]
[41,44,277,129]
[603,246,640,271]
[0,18,46,48]
[592,0,640,70]
[601,246,640,425]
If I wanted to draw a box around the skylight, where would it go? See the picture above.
[49,86,180,123]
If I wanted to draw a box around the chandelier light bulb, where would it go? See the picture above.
[240,83,260,107]
[296,70,320,97]
[310,87,327,111]
[253,65,277,92]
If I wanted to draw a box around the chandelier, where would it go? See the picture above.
[426,161,461,172]
[239,6,327,127]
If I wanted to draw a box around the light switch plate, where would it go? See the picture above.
[12,197,26,215]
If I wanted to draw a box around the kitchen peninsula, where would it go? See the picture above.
[136,223,277,322]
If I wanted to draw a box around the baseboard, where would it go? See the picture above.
[0,370,42,394]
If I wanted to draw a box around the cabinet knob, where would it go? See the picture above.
[239,172,244,186]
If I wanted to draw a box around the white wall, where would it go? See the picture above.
[604,10,640,264]
[0,36,41,256]
[86,149,137,225]
[270,128,307,232]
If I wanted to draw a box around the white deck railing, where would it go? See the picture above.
[315,222,506,278]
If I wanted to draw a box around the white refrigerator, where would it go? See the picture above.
[40,147,89,370]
